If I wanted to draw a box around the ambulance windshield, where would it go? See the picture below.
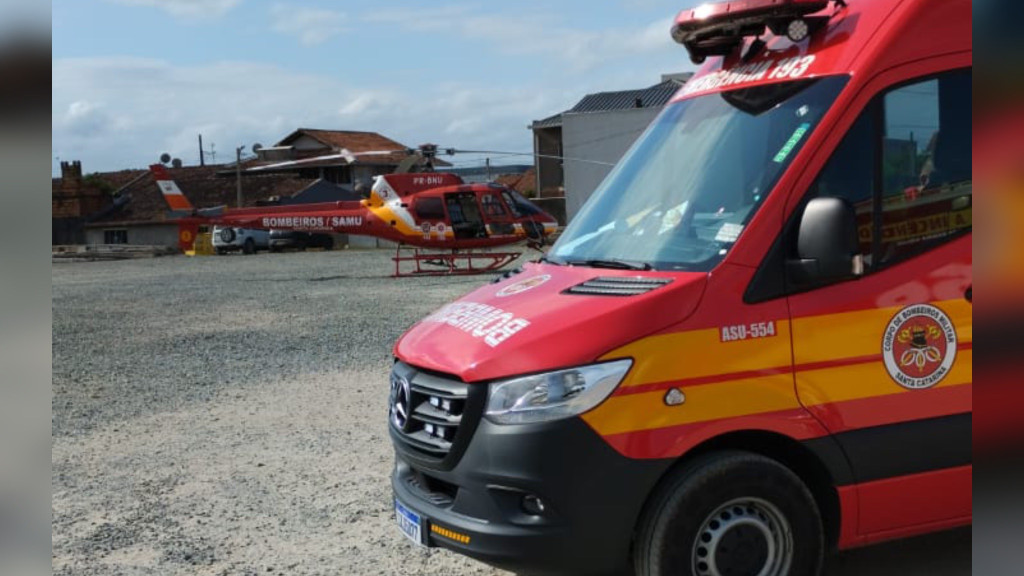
[549,75,848,272]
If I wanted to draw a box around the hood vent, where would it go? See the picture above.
[564,276,673,297]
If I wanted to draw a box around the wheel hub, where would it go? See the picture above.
[692,498,793,576]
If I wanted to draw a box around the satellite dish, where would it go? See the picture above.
[160,153,172,164]
[252,143,264,153]
[172,158,183,168]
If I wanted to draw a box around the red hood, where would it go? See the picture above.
[394,263,708,382]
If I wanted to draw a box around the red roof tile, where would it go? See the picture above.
[81,165,316,226]
[278,128,408,153]
[495,168,537,196]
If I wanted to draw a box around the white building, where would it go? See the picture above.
[531,73,692,221]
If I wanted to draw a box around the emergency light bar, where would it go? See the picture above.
[672,0,844,63]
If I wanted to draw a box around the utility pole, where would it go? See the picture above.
[198,134,205,166]
[236,145,245,208]
[486,157,491,182]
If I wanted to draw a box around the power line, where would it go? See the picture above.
[447,149,616,167]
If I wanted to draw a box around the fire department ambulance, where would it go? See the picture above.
[388,0,971,574]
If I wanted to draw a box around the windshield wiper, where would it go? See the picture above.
[567,259,654,271]
[538,255,565,266]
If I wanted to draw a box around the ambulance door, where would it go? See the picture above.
[785,68,972,536]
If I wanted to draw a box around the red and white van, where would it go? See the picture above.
[388,1,972,574]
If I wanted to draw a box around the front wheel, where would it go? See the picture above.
[242,238,256,255]
[634,451,823,576]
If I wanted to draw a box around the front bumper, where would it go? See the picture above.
[391,416,673,575]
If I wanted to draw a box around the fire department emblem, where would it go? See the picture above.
[496,275,550,297]
[882,304,957,390]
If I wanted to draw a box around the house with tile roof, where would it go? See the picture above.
[52,159,318,248]
[530,73,692,220]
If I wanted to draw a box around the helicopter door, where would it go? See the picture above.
[480,192,515,236]
[446,193,487,239]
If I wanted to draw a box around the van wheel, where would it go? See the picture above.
[242,238,255,255]
[634,451,823,576]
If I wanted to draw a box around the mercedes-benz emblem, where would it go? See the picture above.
[390,373,412,432]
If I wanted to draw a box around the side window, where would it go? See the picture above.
[481,194,507,217]
[414,197,445,220]
[104,229,128,244]
[501,191,522,218]
[804,68,971,272]
[806,111,876,261]
[879,70,972,266]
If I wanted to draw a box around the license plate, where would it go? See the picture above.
[395,499,425,547]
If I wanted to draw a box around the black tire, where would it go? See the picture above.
[219,228,236,243]
[321,236,334,250]
[215,247,225,255]
[242,238,256,255]
[634,451,823,576]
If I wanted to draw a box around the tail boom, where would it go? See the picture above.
[150,164,194,213]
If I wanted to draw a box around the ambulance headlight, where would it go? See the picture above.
[485,360,632,425]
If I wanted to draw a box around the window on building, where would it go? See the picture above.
[104,229,128,244]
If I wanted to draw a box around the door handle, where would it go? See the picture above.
[964,285,972,303]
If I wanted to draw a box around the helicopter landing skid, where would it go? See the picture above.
[392,246,520,277]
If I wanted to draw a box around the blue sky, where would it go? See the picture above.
[52,0,702,175]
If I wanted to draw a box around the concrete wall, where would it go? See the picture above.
[290,135,329,152]
[85,225,180,248]
[531,197,567,228]
[561,108,661,221]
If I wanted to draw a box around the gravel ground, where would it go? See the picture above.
[51,249,969,576]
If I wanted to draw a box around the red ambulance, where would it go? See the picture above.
[388,0,972,574]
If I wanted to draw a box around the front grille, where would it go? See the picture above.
[564,276,673,296]
[389,362,470,460]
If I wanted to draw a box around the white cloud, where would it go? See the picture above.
[51,5,696,175]
[107,0,243,20]
[363,6,677,72]
[270,4,346,46]
[63,101,113,137]
[52,57,572,173]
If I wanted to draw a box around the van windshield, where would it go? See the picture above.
[549,76,848,271]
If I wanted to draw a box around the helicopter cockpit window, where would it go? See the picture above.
[414,197,445,221]
[503,190,543,217]
[501,191,521,218]
[549,75,849,272]
[482,194,507,217]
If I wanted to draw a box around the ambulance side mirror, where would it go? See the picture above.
[788,197,863,284]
